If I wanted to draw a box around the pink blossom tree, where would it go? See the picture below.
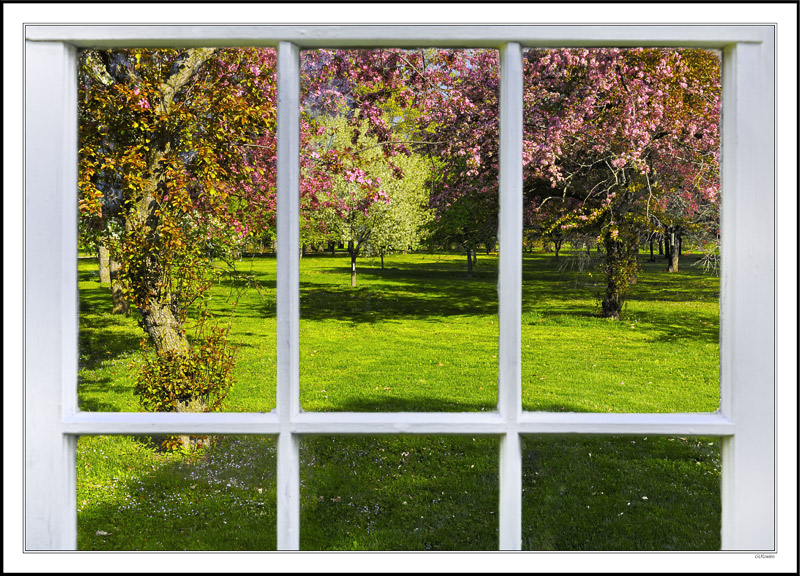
[521,47,721,317]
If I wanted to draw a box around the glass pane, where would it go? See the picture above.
[77,48,278,414]
[76,435,277,550]
[298,49,499,412]
[522,435,721,550]
[300,435,499,550]
[521,48,722,412]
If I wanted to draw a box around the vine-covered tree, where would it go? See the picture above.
[79,47,277,415]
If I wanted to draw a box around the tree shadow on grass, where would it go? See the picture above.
[302,395,497,413]
[299,433,499,551]
[281,253,501,325]
[77,435,278,551]
[77,377,136,413]
[296,282,497,325]
[520,434,721,550]
[624,306,720,345]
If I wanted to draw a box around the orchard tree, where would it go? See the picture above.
[420,50,501,274]
[522,47,721,317]
[301,115,432,285]
[79,47,277,416]
[366,148,434,268]
[299,49,443,282]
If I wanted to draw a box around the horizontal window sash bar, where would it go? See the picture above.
[518,412,735,436]
[290,411,507,435]
[25,24,770,48]
[62,411,734,436]
[62,411,282,436]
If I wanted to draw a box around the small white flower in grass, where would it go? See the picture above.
[642,496,648,500]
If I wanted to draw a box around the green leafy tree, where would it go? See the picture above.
[303,116,433,285]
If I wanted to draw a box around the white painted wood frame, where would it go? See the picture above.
[24,25,775,552]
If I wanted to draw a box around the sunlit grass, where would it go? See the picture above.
[76,247,721,550]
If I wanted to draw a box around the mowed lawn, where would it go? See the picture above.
[76,249,721,550]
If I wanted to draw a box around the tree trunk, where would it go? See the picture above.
[649,237,655,262]
[116,48,217,447]
[140,300,190,354]
[664,230,671,262]
[554,238,562,261]
[466,248,474,276]
[380,250,385,270]
[109,257,129,315]
[658,236,663,255]
[667,227,680,272]
[329,241,336,256]
[347,240,358,287]
[98,244,111,283]
[601,229,639,319]
[678,234,683,256]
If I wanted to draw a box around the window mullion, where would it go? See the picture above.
[276,40,301,551]
[720,38,776,551]
[498,41,524,550]
[25,40,78,551]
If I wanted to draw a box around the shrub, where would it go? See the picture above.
[134,325,237,414]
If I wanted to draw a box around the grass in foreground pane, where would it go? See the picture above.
[77,435,277,551]
[299,435,499,550]
[521,435,721,551]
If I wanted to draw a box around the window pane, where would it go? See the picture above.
[521,435,721,550]
[521,48,722,413]
[298,49,499,412]
[76,435,277,550]
[299,435,499,550]
[77,48,278,414]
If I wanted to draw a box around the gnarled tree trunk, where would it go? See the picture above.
[553,237,563,261]
[601,228,639,319]
[126,49,216,442]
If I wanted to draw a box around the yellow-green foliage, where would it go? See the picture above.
[134,325,237,413]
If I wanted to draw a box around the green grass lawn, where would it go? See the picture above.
[76,248,721,550]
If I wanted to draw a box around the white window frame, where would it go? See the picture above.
[24,25,775,552]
